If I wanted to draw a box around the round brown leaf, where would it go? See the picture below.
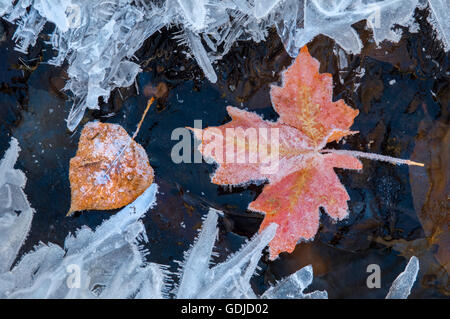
[69,122,154,213]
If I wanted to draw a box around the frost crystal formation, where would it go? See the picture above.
[0,137,33,274]
[386,256,420,299]
[0,0,448,130]
[175,209,328,298]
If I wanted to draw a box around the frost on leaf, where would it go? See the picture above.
[69,122,154,214]
[191,46,362,259]
[190,46,422,260]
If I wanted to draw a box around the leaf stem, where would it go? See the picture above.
[321,149,424,167]
[133,97,154,139]
[67,98,155,217]
[104,97,155,177]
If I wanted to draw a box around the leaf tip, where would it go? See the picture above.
[66,209,75,217]
[300,45,309,54]
[407,160,425,167]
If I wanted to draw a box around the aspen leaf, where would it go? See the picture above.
[190,46,422,259]
[69,122,154,214]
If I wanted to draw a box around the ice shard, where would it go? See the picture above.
[426,0,450,51]
[175,208,329,299]
[254,0,282,19]
[1,0,168,131]
[294,0,420,55]
[0,138,33,274]
[176,0,207,30]
[262,265,328,299]
[0,0,12,16]
[386,256,420,299]
[176,209,277,298]
[176,209,220,298]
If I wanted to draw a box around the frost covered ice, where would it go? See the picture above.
[1,0,449,131]
[175,209,326,299]
[262,265,328,299]
[0,138,34,274]
[175,209,277,298]
[1,0,169,131]
[1,182,165,297]
[297,0,420,54]
[426,0,450,50]
[0,184,166,298]
[386,256,420,299]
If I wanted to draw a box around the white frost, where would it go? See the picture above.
[386,256,420,299]
[0,138,33,274]
[1,0,447,131]
[262,265,328,299]
[177,209,279,298]
[0,0,12,17]
[0,181,164,298]
[426,0,450,51]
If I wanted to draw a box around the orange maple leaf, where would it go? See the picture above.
[189,46,423,259]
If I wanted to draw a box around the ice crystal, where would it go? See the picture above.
[0,180,165,298]
[386,256,420,299]
[1,0,448,130]
[176,208,332,299]
[0,137,33,274]
[262,265,328,299]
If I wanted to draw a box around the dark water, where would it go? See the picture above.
[0,9,448,298]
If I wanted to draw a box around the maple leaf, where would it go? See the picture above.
[189,46,423,259]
